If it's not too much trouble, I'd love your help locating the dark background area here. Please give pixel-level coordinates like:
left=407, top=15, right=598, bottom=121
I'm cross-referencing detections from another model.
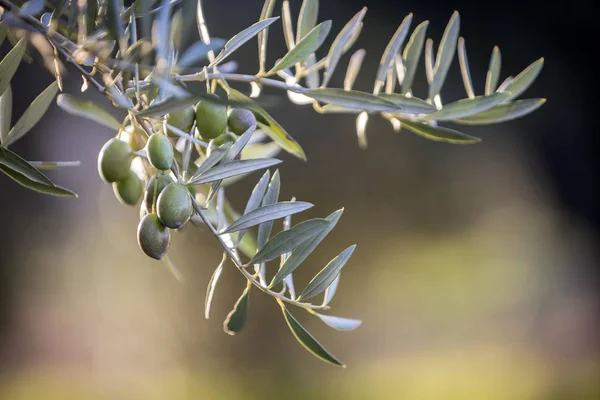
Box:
left=1, top=0, right=598, bottom=398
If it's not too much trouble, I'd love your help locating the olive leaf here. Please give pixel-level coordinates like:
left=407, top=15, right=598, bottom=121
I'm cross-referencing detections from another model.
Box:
left=400, top=120, right=481, bottom=144
left=228, top=88, right=306, bottom=161
left=0, top=86, right=12, bottom=145
left=281, top=0, right=296, bottom=51
left=106, top=0, right=126, bottom=52
left=423, top=92, right=510, bottom=121
left=268, top=21, right=332, bottom=75
left=136, top=92, right=218, bottom=117
left=0, top=164, right=77, bottom=197
left=500, top=58, right=544, bottom=101
left=56, top=94, right=121, bottom=130
left=221, top=201, right=313, bottom=234
left=188, top=143, right=232, bottom=183
left=3, top=82, right=59, bottom=147
left=210, top=17, right=279, bottom=67
left=223, top=285, right=250, bottom=335
left=457, top=37, right=475, bottom=99
left=429, top=11, right=460, bottom=99
left=402, top=20, right=429, bottom=94
left=322, top=7, right=367, bottom=87
left=374, top=13, right=412, bottom=93
left=279, top=302, right=344, bottom=367
left=313, top=313, right=362, bottom=331
left=258, top=0, right=277, bottom=73
left=192, top=158, right=281, bottom=185
left=344, top=49, right=366, bottom=91
left=177, top=39, right=226, bottom=69
left=485, top=46, right=501, bottom=95
left=235, top=170, right=271, bottom=244
left=257, top=170, right=281, bottom=249
left=0, top=38, right=27, bottom=96
left=453, top=98, right=546, bottom=125
left=251, top=218, right=330, bottom=267
left=298, top=245, right=356, bottom=301
left=274, top=208, right=344, bottom=288
left=304, top=88, right=401, bottom=113
left=205, top=252, right=227, bottom=319
left=241, top=142, right=281, bottom=160
left=378, top=93, right=436, bottom=114
left=322, top=273, right=341, bottom=306
left=297, top=0, right=319, bottom=42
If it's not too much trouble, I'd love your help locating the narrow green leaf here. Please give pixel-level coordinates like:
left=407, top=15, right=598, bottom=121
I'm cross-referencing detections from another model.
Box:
left=210, top=17, right=279, bottom=67
left=177, top=39, right=226, bottom=68
left=205, top=252, right=227, bottom=319
left=56, top=94, right=121, bottom=130
left=429, top=11, right=460, bottom=98
left=0, top=146, right=53, bottom=185
left=228, top=88, right=306, bottom=161
left=305, top=53, right=320, bottom=89
left=276, top=209, right=343, bottom=288
left=322, top=273, right=340, bottom=306
left=322, top=7, right=367, bottom=87
left=378, top=93, right=437, bottom=114
left=281, top=0, right=296, bottom=51
left=241, top=142, right=281, bottom=160
left=106, top=0, right=126, bottom=51
left=188, top=143, right=232, bottom=182
left=453, top=98, right=546, bottom=125
left=279, top=302, right=344, bottom=367
left=0, top=164, right=77, bottom=197
left=236, top=170, right=271, bottom=244
left=252, top=219, right=329, bottom=266
left=223, top=286, right=250, bottom=335
left=400, top=120, right=481, bottom=144
left=401, top=20, right=429, bottom=94
left=485, top=46, right=501, bottom=95
left=0, top=85, right=12, bottom=145
left=0, top=38, right=27, bottom=96
left=457, top=37, right=475, bottom=99
left=375, top=13, right=413, bottom=92
left=423, top=92, right=511, bottom=121
left=258, top=0, right=277, bottom=73
left=297, top=0, right=319, bottom=42
left=298, top=245, right=356, bottom=301
left=313, top=313, right=362, bottom=331
left=269, top=21, right=332, bottom=75
left=4, top=82, right=59, bottom=147
left=136, top=92, right=220, bottom=117
left=191, top=158, right=281, bottom=185
left=257, top=170, right=280, bottom=249
left=304, top=88, right=401, bottom=112
left=424, top=38, right=434, bottom=84
left=221, top=201, right=313, bottom=234
left=344, top=49, right=366, bottom=91
left=501, top=58, right=544, bottom=101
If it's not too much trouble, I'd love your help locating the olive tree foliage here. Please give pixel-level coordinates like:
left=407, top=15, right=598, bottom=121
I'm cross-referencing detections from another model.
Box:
left=0, top=0, right=544, bottom=366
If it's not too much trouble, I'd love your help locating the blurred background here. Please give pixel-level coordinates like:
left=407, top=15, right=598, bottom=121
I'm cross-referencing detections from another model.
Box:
left=1, top=0, right=598, bottom=398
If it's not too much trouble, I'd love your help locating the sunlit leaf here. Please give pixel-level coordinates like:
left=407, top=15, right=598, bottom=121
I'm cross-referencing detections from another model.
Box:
left=191, top=158, right=281, bottom=185
left=0, top=86, right=12, bottom=145
left=0, top=38, right=27, bottom=96
left=279, top=302, right=344, bottom=367
left=429, top=11, right=460, bottom=98
left=268, top=21, right=332, bottom=75
left=344, top=49, right=366, bottom=91
left=0, top=146, right=53, bottom=185
left=298, top=245, right=356, bottom=300
left=205, top=252, right=227, bottom=319
left=189, top=143, right=232, bottom=183
left=457, top=37, right=475, bottom=99
left=4, top=82, right=59, bottom=147
left=257, top=170, right=280, bottom=249
left=223, top=285, right=250, bottom=335
left=378, top=93, right=437, bottom=114
left=222, top=201, right=313, bottom=234
left=106, top=0, right=126, bottom=51
left=400, top=119, right=480, bottom=144
left=258, top=0, right=277, bottom=73
left=500, top=58, right=544, bottom=101
left=304, top=88, right=401, bottom=112
left=297, top=0, right=319, bottom=42
left=374, top=13, right=412, bottom=92
left=453, top=98, right=546, bottom=125
left=313, top=313, right=362, bottom=331
left=485, top=46, right=501, bottom=95
left=177, top=39, right=226, bottom=68
left=401, top=20, right=428, bottom=94
left=322, top=273, right=340, bottom=306
left=236, top=170, right=271, bottom=244
left=56, top=94, right=121, bottom=130
left=210, top=17, right=279, bottom=67
left=423, top=92, right=510, bottom=121
left=0, top=164, right=77, bottom=197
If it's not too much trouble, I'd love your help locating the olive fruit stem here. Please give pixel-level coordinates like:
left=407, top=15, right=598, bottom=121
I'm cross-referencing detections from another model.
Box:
left=190, top=195, right=330, bottom=311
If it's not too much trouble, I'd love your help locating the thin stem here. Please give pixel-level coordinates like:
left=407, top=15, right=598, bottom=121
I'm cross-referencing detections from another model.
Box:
left=190, top=196, right=329, bottom=311
left=177, top=72, right=306, bottom=93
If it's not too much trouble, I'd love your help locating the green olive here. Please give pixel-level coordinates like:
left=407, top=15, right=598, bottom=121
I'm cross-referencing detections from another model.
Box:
left=147, top=134, right=174, bottom=170
left=157, top=182, right=193, bottom=229
left=144, top=174, right=175, bottom=212
left=98, top=138, right=133, bottom=183
left=211, top=133, right=235, bottom=147
left=113, top=171, right=143, bottom=206
left=166, top=106, right=195, bottom=137
left=228, top=108, right=256, bottom=135
left=137, top=213, right=170, bottom=260
left=195, top=96, right=227, bottom=140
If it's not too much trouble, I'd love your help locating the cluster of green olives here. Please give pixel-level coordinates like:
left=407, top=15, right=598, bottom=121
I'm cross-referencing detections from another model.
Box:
left=97, top=97, right=257, bottom=261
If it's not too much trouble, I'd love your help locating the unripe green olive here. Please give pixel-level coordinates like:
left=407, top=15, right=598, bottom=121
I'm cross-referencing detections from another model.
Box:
left=147, top=134, right=174, bottom=170
left=144, top=174, right=175, bottom=212
left=228, top=108, right=256, bottom=135
left=98, top=138, right=133, bottom=183
left=195, top=96, right=227, bottom=140
left=157, top=183, right=193, bottom=229
left=113, top=171, right=143, bottom=206
left=137, top=213, right=170, bottom=260
left=166, top=107, right=195, bottom=137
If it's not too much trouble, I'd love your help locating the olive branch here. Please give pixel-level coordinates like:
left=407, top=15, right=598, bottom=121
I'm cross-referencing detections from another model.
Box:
left=0, top=0, right=545, bottom=366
